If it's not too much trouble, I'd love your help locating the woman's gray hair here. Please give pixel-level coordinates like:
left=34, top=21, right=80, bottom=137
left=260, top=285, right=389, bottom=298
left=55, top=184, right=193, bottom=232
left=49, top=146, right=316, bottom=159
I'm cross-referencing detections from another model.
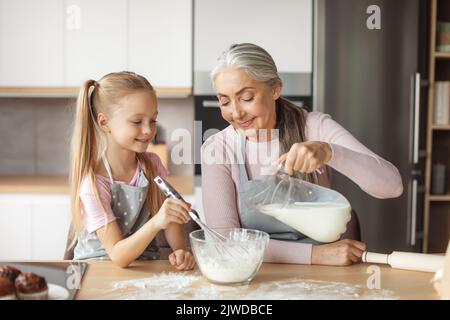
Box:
left=210, top=43, right=317, bottom=184
left=211, top=43, right=282, bottom=88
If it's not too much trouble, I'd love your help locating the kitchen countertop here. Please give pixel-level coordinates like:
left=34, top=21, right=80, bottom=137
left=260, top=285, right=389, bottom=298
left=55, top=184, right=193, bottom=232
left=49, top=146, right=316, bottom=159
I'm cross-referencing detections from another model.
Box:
left=67, top=260, right=438, bottom=300
left=0, top=175, right=194, bottom=195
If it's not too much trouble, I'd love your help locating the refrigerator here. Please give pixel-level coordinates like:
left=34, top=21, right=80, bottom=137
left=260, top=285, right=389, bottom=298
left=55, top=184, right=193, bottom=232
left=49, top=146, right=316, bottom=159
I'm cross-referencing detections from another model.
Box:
left=314, top=0, right=428, bottom=252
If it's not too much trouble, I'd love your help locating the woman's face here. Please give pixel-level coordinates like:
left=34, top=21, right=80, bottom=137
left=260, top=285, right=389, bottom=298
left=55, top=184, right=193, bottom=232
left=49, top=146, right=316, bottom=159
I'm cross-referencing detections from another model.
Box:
left=213, top=67, right=281, bottom=140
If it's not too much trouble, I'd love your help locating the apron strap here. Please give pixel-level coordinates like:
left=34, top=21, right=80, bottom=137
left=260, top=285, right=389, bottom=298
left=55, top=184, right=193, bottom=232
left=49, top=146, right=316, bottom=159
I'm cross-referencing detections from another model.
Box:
left=136, top=158, right=143, bottom=182
left=102, top=153, right=144, bottom=184
left=101, top=154, right=115, bottom=184
left=237, top=131, right=250, bottom=182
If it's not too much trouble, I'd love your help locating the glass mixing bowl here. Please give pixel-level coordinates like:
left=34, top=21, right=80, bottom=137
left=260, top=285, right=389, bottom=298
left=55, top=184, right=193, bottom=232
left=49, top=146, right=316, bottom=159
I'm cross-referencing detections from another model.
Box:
left=189, top=228, right=269, bottom=285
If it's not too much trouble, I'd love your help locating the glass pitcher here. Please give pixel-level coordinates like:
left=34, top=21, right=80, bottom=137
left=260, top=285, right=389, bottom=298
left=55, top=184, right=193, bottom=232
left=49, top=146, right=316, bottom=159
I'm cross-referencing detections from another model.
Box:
left=246, top=166, right=352, bottom=243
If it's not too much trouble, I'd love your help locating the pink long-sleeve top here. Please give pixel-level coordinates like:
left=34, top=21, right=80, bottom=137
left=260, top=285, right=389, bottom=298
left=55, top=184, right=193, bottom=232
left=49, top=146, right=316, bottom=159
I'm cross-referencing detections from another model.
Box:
left=201, top=111, right=403, bottom=265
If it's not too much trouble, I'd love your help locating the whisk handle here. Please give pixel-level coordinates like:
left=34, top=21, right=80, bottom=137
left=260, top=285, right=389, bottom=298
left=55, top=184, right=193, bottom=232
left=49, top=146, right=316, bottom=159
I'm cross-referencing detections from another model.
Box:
left=154, top=175, right=203, bottom=219
left=154, top=176, right=221, bottom=237
left=154, top=176, right=185, bottom=201
left=188, top=211, right=202, bottom=226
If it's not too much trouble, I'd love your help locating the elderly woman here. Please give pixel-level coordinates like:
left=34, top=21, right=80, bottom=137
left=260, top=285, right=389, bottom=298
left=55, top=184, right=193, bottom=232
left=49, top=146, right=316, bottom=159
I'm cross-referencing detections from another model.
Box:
left=201, top=43, right=403, bottom=266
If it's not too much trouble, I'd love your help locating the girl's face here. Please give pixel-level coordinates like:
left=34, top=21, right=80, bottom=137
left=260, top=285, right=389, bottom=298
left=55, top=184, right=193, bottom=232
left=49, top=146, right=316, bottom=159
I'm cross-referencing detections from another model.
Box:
left=100, top=90, right=158, bottom=153
left=214, top=67, right=281, bottom=140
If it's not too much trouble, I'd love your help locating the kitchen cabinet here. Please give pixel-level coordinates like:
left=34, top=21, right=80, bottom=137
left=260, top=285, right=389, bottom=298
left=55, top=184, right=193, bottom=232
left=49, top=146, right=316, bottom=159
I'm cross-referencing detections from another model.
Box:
left=0, top=194, right=71, bottom=260
left=31, top=195, right=71, bottom=259
left=194, top=0, right=312, bottom=72
left=0, top=0, right=64, bottom=87
left=194, top=0, right=312, bottom=95
left=128, top=0, right=192, bottom=88
left=65, top=0, right=128, bottom=86
left=0, top=0, right=192, bottom=94
left=0, top=196, right=33, bottom=259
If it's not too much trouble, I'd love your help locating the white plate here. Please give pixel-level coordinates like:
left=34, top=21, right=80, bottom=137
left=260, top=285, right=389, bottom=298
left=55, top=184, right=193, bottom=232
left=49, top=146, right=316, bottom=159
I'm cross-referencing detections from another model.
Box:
left=48, top=283, right=70, bottom=300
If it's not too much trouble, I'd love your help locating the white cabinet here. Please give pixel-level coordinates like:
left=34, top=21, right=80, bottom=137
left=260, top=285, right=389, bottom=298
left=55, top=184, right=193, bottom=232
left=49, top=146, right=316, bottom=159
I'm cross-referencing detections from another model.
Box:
left=194, top=0, right=312, bottom=95
left=0, top=194, right=71, bottom=260
left=0, top=0, right=64, bottom=86
left=0, top=0, right=192, bottom=90
left=128, top=0, right=192, bottom=88
left=194, top=0, right=312, bottom=73
left=31, top=196, right=71, bottom=259
left=0, top=196, right=33, bottom=259
left=65, top=0, right=128, bottom=86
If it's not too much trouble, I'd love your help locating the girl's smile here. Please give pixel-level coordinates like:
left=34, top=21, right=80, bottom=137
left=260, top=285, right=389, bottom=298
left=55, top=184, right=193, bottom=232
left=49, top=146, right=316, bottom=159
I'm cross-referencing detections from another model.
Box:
left=135, top=137, right=151, bottom=144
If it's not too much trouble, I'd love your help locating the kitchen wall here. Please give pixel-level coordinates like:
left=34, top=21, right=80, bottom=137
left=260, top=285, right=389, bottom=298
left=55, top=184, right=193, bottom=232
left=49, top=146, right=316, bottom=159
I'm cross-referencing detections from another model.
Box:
left=0, top=97, right=194, bottom=176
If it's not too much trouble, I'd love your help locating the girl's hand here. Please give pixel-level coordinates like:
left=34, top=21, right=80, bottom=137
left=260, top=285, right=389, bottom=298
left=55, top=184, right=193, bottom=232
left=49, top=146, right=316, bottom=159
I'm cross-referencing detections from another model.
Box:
left=311, top=239, right=367, bottom=266
left=153, top=198, right=191, bottom=230
left=169, top=249, right=196, bottom=271
left=277, top=141, right=332, bottom=176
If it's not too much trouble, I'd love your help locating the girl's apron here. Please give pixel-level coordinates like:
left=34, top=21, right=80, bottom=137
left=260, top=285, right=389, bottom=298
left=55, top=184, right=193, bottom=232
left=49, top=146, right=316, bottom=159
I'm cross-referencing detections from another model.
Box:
left=237, top=132, right=318, bottom=244
left=74, top=156, right=159, bottom=260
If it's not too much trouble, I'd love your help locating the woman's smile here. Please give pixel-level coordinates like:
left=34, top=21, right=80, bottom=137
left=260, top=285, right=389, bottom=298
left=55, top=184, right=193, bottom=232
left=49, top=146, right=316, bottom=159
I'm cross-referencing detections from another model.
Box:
left=236, top=117, right=256, bottom=129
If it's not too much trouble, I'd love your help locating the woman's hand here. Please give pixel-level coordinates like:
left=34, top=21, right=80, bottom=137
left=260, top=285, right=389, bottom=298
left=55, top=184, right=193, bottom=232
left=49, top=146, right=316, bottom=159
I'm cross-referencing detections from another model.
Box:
left=311, top=239, right=367, bottom=266
left=153, top=198, right=191, bottom=230
left=169, top=249, right=196, bottom=270
left=277, top=141, right=332, bottom=176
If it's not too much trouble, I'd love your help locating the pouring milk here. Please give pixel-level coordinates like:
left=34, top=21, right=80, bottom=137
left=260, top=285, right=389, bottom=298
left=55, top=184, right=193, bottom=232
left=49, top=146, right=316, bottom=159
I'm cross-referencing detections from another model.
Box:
left=256, top=202, right=351, bottom=243
left=249, top=168, right=352, bottom=243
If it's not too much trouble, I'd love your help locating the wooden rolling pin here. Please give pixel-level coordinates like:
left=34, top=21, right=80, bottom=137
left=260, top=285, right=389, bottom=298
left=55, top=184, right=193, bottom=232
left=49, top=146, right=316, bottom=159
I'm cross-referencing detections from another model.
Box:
left=362, top=251, right=445, bottom=273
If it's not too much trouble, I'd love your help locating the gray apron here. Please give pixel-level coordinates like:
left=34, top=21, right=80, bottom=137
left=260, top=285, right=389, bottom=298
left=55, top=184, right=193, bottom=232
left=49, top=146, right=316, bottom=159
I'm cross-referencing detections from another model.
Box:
left=73, top=156, right=160, bottom=260
left=237, top=132, right=318, bottom=244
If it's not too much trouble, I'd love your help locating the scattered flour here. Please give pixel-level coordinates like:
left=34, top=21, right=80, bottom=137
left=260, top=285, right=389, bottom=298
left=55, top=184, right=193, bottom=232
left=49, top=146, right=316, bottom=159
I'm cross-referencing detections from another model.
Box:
left=103, top=272, right=398, bottom=300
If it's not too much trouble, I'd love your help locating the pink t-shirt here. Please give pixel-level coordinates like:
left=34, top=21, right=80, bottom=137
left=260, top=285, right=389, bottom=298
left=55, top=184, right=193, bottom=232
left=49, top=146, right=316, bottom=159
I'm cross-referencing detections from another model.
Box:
left=80, top=152, right=169, bottom=233
left=201, top=111, right=404, bottom=265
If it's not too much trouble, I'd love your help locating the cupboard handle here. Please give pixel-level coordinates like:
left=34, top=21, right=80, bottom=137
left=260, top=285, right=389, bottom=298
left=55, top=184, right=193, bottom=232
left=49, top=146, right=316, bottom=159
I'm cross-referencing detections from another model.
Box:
left=413, top=73, right=421, bottom=164
left=202, top=100, right=220, bottom=108
left=409, top=179, right=418, bottom=246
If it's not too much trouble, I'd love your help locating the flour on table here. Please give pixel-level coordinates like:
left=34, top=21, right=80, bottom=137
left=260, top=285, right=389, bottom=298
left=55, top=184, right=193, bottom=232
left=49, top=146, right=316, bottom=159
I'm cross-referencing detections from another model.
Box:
left=103, top=272, right=398, bottom=300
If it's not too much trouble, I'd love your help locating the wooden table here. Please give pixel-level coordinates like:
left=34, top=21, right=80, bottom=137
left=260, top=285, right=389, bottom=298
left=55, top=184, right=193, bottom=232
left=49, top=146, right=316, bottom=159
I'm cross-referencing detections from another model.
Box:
left=75, top=260, right=439, bottom=300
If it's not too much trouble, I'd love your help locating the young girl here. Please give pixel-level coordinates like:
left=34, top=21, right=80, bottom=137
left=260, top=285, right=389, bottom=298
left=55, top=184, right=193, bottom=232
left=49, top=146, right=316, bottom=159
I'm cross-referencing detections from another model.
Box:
left=68, top=71, right=195, bottom=270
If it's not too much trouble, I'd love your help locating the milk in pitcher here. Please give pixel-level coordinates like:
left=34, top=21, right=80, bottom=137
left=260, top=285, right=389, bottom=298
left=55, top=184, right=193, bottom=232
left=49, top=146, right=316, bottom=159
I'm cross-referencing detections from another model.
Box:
left=256, top=202, right=351, bottom=243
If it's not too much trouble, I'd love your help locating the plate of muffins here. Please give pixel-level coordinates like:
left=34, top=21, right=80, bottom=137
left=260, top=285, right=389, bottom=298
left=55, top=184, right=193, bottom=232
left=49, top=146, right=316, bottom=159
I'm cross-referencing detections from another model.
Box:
left=0, top=265, right=69, bottom=300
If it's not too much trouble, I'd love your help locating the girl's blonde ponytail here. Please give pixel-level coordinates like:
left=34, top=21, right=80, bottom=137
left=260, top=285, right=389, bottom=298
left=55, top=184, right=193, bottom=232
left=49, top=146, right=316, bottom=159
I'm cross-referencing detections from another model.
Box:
left=68, top=79, right=100, bottom=250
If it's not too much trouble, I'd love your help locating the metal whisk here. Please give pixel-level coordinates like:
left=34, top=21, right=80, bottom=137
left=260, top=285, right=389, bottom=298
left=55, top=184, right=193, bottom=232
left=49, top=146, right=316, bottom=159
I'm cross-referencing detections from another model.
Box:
left=153, top=176, right=249, bottom=258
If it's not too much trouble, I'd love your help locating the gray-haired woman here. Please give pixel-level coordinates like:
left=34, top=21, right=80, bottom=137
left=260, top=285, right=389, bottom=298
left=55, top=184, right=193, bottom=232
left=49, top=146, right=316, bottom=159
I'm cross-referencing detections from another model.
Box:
left=201, top=43, right=403, bottom=266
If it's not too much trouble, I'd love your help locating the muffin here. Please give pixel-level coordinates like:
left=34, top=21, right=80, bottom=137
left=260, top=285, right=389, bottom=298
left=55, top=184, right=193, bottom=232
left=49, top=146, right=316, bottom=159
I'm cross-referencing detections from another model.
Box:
left=0, top=265, right=22, bottom=282
left=15, top=273, right=48, bottom=300
left=0, top=277, right=16, bottom=300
